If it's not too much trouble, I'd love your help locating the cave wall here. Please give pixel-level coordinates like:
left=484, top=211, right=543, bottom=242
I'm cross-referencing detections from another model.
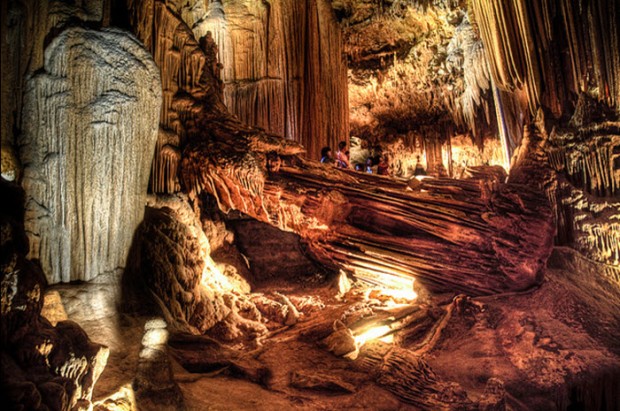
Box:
left=471, top=0, right=620, bottom=269
left=339, top=1, right=507, bottom=178
left=545, top=100, right=619, bottom=267
left=1, top=0, right=112, bottom=181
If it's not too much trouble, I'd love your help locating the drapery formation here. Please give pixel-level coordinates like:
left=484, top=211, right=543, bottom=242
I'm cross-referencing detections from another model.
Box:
left=20, top=27, right=161, bottom=283
left=472, top=0, right=620, bottom=115
left=139, top=0, right=349, bottom=194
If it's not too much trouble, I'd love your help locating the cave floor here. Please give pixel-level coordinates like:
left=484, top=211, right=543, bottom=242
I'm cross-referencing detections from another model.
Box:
left=43, top=248, right=620, bottom=411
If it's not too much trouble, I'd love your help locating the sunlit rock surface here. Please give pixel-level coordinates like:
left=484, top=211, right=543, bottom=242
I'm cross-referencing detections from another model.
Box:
left=20, top=27, right=161, bottom=283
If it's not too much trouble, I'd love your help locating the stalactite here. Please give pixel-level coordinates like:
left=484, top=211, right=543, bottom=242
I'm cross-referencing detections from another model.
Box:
left=550, top=183, right=620, bottom=268
left=149, top=128, right=181, bottom=194
left=448, top=14, right=493, bottom=141
left=544, top=112, right=620, bottom=267
left=471, top=0, right=620, bottom=115
left=346, top=6, right=500, bottom=153
left=547, top=131, right=620, bottom=198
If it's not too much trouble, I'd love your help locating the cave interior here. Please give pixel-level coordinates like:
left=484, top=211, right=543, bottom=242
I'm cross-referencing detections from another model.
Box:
left=1, top=0, right=619, bottom=410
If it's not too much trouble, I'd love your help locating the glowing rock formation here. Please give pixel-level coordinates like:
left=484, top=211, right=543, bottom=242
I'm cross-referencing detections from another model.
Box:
left=123, top=197, right=233, bottom=335
left=20, top=27, right=161, bottom=283
left=184, top=137, right=555, bottom=295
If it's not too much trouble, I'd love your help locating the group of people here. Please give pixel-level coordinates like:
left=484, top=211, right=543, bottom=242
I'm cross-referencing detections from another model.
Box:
left=320, top=141, right=390, bottom=175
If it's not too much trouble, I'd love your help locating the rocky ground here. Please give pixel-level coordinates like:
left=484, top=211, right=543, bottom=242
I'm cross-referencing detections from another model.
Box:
left=44, top=247, right=620, bottom=411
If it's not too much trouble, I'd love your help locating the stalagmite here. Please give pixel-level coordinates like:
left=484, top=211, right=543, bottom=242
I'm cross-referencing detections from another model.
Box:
left=20, top=27, right=161, bottom=283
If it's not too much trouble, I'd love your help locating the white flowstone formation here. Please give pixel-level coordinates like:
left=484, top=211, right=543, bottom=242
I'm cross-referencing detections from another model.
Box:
left=20, top=27, right=161, bottom=283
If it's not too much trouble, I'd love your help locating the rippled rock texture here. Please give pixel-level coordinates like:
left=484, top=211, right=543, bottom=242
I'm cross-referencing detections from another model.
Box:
left=20, top=27, right=161, bottom=283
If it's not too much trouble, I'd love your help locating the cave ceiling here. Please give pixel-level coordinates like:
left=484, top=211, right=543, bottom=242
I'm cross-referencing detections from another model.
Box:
left=336, top=0, right=495, bottom=143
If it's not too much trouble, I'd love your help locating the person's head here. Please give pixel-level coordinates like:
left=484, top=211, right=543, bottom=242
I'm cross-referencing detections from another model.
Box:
left=321, top=146, right=332, bottom=158
left=338, top=141, right=347, bottom=151
left=366, top=158, right=373, bottom=166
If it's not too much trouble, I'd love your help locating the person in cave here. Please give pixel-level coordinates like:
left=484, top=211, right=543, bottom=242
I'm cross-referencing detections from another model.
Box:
left=371, top=144, right=383, bottom=165
left=413, top=155, right=426, bottom=176
left=365, top=158, right=374, bottom=174
left=320, top=146, right=334, bottom=164
left=336, top=141, right=350, bottom=168
left=266, top=151, right=282, bottom=173
left=377, top=155, right=389, bottom=175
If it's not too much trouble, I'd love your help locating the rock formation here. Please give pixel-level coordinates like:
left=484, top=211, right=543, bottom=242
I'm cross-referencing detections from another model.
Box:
left=1, top=0, right=111, bottom=183
left=164, top=0, right=349, bottom=162
left=472, top=0, right=620, bottom=116
left=544, top=96, right=620, bottom=267
left=1, top=179, right=108, bottom=411
left=183, top=132, right=555, bottom=296
left=20, top=26, right=161, bottom=283
left=123, top=196, right=234, bottom=335
left=345, top=3, right=492, bottom=135
left=123, top=0, right=556, bottom=297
